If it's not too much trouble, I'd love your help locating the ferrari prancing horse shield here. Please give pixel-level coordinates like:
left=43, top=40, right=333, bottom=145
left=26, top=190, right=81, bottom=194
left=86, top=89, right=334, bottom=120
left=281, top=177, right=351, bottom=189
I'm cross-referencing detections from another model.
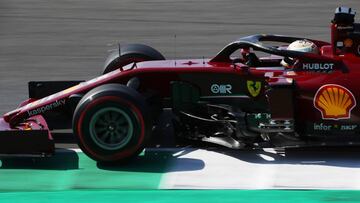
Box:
left=247, top=80, right=262, bottom=97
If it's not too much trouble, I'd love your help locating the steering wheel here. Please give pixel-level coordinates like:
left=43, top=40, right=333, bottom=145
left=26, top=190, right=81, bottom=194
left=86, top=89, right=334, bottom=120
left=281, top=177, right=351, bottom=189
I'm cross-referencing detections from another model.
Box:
left=240, top=48, right=260, bottom=67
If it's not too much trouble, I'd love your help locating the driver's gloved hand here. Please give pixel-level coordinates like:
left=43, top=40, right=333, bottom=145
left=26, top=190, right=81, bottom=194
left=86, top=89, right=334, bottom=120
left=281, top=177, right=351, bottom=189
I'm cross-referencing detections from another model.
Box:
left=245, top=53, right=260, bottom=67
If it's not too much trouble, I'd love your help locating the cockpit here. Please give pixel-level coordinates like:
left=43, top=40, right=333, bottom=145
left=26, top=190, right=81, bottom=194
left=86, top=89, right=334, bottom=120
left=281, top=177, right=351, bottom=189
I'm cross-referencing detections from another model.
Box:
left=209, top=6, right=359, bottom=73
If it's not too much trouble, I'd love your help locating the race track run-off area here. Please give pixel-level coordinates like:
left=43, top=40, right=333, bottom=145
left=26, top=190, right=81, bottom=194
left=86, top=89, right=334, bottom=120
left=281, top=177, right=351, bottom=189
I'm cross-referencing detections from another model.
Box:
left=1, top=148, right=360, bottom=202
left=2, top=0, right=360, bottom=202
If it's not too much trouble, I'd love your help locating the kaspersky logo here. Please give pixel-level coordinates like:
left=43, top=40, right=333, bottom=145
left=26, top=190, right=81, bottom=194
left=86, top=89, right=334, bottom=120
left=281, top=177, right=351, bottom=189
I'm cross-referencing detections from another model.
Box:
left=314, top=84, right=356, bottom=120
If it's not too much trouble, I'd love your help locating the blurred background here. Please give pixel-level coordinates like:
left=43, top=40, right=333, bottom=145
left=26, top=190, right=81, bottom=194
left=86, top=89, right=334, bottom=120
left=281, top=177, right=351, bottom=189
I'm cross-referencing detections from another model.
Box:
left=0, top=0, right=359, bottom=114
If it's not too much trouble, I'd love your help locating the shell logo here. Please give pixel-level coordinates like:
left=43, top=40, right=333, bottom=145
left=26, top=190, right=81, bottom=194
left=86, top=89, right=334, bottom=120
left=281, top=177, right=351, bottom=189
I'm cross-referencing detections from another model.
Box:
left=314, top=84, right=356, bottom=120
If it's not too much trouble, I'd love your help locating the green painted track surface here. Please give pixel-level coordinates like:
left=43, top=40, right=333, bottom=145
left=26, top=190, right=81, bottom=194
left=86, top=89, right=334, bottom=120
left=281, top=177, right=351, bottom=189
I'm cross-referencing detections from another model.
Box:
left=0, top=150, right=172, bottom=191
left=1, top=150, right=360, bottom=202
left=1, top=190, right=360, bottom=203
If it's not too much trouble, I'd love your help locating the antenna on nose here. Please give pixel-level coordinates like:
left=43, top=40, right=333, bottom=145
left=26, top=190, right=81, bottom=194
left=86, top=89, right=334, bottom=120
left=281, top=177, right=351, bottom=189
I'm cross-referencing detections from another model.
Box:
left=174, top=34, right=177, bottom=66
left=118, top=43, right=121, bottom=56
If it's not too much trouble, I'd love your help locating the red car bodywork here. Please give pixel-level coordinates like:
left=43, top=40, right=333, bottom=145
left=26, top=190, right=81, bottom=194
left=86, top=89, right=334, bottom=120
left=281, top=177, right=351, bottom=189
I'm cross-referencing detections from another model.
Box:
left=1, top=7, right=360, bottom=157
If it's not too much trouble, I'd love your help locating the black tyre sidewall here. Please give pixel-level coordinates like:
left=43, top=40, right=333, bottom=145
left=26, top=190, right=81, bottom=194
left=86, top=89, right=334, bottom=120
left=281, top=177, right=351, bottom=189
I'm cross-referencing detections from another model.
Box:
left=73, top=84, right=151, bottom=162
left=103, top=44, right=165, bottom=74
left=104, top=54, right=153, bottom=74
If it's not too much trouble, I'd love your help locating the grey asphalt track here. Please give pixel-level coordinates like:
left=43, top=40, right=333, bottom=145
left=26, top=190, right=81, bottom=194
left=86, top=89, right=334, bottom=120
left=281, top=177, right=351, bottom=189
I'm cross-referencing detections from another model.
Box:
left=1, top=0, right=359, bottom=114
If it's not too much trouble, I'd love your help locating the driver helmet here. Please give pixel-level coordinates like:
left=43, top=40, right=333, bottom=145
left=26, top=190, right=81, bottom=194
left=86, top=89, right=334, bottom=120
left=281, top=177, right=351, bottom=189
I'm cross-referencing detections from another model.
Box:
left=281, top=39, right=319, bottom=67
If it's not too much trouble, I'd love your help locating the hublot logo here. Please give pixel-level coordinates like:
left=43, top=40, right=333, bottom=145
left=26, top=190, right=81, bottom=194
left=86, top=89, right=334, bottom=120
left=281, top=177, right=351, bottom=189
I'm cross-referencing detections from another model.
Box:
left=302, top=63, right=334, bottom=71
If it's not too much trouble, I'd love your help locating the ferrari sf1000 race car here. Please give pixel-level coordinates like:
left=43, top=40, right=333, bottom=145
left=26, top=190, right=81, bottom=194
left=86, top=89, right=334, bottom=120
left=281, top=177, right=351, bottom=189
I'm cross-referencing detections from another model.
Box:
left=0, top=7, right=360, bottom=163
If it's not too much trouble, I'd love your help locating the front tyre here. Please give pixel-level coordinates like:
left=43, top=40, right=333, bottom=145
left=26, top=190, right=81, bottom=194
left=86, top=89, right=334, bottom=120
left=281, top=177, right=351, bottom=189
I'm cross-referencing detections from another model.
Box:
left=103, top=44, right=165, bottom=74
left=73, top=84, right=152, bottom=163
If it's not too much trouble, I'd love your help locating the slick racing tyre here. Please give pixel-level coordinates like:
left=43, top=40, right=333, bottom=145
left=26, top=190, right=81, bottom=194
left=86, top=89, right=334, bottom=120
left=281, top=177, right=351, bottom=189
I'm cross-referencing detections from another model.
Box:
left=73, top=83, right=152, bottom=163
left=103, top=44, right=165, bottom=74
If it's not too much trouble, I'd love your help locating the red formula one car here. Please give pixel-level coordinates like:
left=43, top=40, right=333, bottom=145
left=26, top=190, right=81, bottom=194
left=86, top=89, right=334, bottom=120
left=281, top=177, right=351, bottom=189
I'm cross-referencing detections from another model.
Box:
left=1, top=7, right=360, bottom=162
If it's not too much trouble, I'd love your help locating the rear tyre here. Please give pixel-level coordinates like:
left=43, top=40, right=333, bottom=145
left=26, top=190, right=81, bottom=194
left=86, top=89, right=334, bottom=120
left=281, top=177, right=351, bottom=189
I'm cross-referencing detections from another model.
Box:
left=73, top=84, right=152, bottom=163
left=103, top=44, right=165, bottom=74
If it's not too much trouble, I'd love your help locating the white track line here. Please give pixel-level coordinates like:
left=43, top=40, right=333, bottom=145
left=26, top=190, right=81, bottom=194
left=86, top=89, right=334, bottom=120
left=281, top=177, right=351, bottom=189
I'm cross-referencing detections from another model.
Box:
left=56, top=147, right=360, bottom=189
left=159, top=148, right=360, bottom=190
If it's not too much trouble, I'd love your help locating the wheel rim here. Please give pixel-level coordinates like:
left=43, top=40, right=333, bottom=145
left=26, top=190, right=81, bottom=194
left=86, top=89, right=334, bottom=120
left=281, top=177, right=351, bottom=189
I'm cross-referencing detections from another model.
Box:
left=89, top=107, right=134, bottom=150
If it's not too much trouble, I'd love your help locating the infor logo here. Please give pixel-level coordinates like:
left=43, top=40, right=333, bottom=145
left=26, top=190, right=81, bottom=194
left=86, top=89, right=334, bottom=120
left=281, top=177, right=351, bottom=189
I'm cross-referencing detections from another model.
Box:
left=211, top=84, right=232, bottom=94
